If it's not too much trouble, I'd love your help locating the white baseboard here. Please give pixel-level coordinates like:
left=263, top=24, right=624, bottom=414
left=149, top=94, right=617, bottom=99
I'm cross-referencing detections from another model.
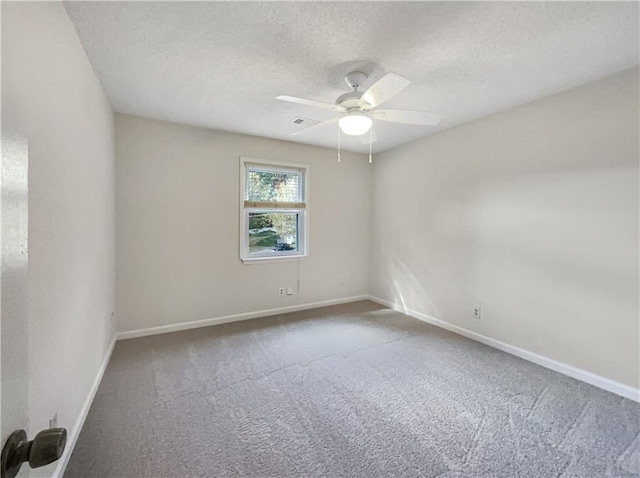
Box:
left=368, top=295, right=640, bottom=403
left=52, top=335, right=117, bottom=478
left=117, top=295, right=370, bottom=340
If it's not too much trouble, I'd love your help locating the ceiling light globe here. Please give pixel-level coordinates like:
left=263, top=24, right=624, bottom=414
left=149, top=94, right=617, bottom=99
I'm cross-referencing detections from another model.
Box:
left=338, top=115, right=373, bottom=136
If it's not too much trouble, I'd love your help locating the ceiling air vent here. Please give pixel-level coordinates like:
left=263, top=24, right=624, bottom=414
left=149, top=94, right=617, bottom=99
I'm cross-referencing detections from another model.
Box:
left=290, top=117, right=319, bottom=127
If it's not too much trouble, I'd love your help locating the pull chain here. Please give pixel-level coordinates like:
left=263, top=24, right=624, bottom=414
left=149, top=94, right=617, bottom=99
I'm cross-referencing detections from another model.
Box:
left=369, top=127, right=373, bottom=164
left=337, top=126, right=341, bottom=163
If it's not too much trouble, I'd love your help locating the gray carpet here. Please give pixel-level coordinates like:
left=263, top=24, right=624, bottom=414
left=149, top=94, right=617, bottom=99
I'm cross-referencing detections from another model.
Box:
left=65, top=301, right=639, bottom=478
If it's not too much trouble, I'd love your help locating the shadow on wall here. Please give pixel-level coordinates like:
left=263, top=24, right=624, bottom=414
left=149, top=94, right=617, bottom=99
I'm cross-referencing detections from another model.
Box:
left=377, top=187, right=475, bottom=322
left=375, top=162, right=639, bottom=384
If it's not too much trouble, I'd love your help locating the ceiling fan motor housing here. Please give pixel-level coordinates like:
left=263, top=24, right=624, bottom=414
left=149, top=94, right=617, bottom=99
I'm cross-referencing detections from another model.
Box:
left=336, top=91, right=366, bottom=111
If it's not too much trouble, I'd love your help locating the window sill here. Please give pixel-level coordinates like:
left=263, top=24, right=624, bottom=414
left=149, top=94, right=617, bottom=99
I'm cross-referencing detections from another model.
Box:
left=241, top=254, right=307, bottom=265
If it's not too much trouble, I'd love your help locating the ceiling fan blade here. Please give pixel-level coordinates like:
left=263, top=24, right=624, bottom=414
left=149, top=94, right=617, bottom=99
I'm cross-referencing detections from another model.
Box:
left=359, top=73, right=410, bottom=109
left=276, top=95, right=344, bottom=111
left=291, top=117, right=340, bottom=136
left=358, top=128, right=377, bottom=144
left=372, top=109, right=442, bottom=126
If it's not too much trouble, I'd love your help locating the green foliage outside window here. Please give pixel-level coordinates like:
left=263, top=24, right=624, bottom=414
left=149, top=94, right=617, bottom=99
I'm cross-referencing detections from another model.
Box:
left=247, top=169, right=300, bottom=238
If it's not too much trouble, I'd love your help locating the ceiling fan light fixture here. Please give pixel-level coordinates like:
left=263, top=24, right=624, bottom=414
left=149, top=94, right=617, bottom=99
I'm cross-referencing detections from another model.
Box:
left=338, top=114, right=372, bottom=136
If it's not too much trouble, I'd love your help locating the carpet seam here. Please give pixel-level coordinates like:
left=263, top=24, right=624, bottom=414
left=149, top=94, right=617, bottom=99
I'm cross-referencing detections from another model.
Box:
left=205, top=331, right=421, bottom=397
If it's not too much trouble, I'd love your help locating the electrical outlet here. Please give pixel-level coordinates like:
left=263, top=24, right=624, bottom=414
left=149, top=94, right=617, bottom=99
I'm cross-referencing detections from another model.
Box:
left=49, top=413, right=58, bottom=428
left=286, top=286, right=293, bottom=296
left=473, top=307, right=481, bottom=319
left=278, top=287, right=285, bottom=296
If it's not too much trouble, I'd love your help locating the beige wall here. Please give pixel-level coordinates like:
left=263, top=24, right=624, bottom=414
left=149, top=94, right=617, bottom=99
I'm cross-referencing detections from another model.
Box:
left=370, top=67, right=639, bottom=388
left=2, top=2, right=116, bottom=476
left=115, top=114, right=370, bottom=333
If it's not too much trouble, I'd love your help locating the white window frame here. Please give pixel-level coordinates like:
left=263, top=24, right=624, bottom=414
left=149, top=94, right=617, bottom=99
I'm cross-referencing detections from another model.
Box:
left=240, top=157, right=309, bottom=264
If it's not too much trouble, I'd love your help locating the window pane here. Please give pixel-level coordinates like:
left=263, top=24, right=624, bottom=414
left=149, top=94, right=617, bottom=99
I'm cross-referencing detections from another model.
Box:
left=248, top=212, right=298, bottom=254
left=247, top=168, right=301, bottom=202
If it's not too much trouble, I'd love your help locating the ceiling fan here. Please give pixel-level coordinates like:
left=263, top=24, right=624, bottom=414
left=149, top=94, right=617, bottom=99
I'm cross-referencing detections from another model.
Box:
left=276, top=71, right=442, bottom=143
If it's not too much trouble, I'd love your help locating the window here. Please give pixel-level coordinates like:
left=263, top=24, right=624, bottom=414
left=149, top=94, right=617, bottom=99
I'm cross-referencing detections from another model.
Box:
left=240, top=157, right=308, bottom=262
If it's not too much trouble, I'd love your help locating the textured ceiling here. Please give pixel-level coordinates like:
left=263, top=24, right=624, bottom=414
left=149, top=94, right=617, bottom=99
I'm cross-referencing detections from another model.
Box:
left=64, top=2, right=639, bottom=154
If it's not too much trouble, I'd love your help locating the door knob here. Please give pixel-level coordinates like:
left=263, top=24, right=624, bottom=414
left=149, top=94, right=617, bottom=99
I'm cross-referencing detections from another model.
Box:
left=1, top=428, right=67, bottom=478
